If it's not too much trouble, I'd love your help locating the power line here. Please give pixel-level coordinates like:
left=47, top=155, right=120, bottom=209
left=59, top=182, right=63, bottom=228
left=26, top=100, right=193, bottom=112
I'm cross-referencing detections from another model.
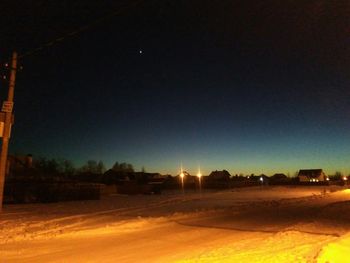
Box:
left=17, top=0, right=146, bottom=59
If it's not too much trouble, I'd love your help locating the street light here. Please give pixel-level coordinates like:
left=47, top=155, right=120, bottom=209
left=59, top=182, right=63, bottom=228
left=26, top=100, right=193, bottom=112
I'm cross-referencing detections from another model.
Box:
left=197, top=168, right=202, bottom=194
left=179, top=166, right=185, bottom=194
left=260, top=176, right=264, bottom=187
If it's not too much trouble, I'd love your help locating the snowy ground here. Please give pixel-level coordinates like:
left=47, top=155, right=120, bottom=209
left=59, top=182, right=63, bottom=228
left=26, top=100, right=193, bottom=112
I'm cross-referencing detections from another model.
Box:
left=1, top=186, right=350, bottom=262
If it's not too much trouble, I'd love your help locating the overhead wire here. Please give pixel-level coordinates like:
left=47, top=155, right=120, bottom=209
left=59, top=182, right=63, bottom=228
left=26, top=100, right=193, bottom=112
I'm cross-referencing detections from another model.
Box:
left=15, top=0, right=146, bottom=59
left=0, top=0, right=147, bottom=81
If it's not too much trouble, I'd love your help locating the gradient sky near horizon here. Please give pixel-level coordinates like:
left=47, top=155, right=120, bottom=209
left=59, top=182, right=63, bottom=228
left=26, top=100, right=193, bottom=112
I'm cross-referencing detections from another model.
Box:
left=1, top=1, right=349, bottom=176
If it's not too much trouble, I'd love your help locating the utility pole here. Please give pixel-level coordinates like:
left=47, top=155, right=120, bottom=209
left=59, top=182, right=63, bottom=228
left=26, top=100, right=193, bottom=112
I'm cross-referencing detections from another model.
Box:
left=0, top=51, right=17, bottom=212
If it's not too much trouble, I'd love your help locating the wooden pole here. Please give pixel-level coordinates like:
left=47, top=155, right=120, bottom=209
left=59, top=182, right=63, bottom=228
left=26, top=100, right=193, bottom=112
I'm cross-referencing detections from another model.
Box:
left=0, top=51, right=17, bottom=212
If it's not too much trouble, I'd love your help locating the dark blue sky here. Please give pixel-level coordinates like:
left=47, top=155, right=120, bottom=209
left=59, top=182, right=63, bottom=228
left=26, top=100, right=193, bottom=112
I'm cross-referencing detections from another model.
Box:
left=1, top=1, right=349, bottom=175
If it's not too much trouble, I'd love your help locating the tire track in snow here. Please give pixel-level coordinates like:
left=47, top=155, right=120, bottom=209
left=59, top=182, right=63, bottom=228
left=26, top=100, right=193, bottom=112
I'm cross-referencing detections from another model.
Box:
left=0, top=195, right=200, bottom=244
left=171, top=217, right=341, bottom=237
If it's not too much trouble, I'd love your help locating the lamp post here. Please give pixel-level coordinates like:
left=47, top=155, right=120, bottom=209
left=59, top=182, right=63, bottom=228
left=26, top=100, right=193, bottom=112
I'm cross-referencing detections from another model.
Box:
left=179, top=164, right=185, bottom=194
left=260, top=176, right=264, bottom=187
left=197, top=168, right=202, bottom=195
left=180, top=170, right=185, bottom=194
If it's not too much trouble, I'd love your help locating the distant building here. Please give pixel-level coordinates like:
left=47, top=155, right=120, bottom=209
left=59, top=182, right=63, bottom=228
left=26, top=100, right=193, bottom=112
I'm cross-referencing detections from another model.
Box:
left=270, top=173, right=287, bottom=181
left=298, top=169, right=327, bottom=182
left=259, top=174, right=269, bottom=182
left=271, top=173, right=287, bottom=180
left=102, top=170, right=164, bottom=184
left=269, top=173, right=289, bottom=184
left=208, top=170, right=231, bottom=180
left=7, top=154, right=33, bottom=175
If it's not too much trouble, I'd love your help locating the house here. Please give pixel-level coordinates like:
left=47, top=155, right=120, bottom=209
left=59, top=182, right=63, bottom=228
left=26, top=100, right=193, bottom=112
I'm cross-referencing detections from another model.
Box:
left=6, top=154, right=33, bottom=175
left=270, top=173, right=288, bottom=181
left=208, top=170, right=231, bottom=180
left=271, top=173, right=287, bottom=180
left=298, top=169, right=327, bottom=182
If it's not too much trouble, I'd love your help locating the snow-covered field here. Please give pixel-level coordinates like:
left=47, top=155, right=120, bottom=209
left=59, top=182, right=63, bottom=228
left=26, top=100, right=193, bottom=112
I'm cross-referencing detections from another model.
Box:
left=1, top=186, right=350, bottom=262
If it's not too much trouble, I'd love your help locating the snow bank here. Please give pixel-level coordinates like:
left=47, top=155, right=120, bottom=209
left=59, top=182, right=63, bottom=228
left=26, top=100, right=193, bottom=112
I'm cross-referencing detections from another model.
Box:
left=1, top=186, right=349, bottom=262
left=317, top=233, right=350, bottom=263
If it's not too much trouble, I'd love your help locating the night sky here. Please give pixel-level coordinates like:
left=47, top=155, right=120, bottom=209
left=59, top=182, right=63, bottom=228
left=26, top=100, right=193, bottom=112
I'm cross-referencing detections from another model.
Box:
left=1, top=1, right=349, bottom=175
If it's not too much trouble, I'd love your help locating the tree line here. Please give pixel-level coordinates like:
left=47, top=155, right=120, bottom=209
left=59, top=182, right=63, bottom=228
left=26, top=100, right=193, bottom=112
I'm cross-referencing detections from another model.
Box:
left=34, top=158, right=135, bottom=173
left=19, top=157, right=136, bottom=181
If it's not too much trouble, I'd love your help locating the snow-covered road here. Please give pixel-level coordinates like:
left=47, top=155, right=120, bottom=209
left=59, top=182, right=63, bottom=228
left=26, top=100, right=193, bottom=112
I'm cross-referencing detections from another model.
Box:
left=1, top=186, right=350, bottom=262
